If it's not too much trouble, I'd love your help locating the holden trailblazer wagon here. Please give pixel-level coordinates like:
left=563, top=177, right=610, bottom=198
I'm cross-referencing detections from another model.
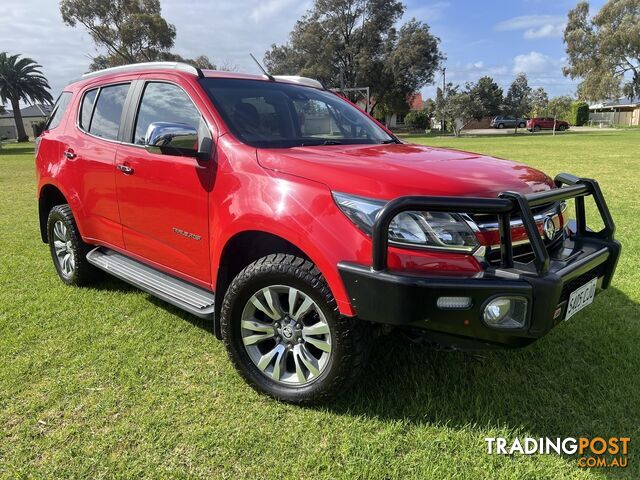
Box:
left=36, top=62, right=620, bottom=404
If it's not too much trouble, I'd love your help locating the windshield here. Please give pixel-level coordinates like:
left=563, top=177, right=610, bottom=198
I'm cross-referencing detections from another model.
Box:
left=199, top=78, right=396, bottom=148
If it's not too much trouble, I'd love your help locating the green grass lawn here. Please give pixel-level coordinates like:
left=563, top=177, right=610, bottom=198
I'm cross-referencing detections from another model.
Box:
left=1, top=130, right=639, bottom=479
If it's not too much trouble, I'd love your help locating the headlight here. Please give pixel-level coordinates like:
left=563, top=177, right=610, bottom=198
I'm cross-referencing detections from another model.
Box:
left=333, top=192, right=480, bottom=252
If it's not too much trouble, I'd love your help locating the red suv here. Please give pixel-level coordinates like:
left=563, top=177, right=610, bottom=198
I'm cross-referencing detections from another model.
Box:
left=36, top=62, right=620, bottom=404
left=527, top=117, right=570, bottom=132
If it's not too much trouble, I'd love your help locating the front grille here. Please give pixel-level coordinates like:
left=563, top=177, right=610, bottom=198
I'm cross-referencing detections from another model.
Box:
left=471, top=201, right=559, bottom=228
left=559, top=262, right=608, bottom=303
left=485, top=233, right=564, bottom=266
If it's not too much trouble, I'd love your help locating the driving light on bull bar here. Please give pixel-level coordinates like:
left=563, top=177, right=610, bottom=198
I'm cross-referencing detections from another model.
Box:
left=437, top=296, right=472, bottom=309
left=483, top=296, right=528, bottom=328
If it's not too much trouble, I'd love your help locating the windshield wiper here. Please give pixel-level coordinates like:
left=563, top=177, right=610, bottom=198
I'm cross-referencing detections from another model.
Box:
left=380, top=139, right=398, bottom=144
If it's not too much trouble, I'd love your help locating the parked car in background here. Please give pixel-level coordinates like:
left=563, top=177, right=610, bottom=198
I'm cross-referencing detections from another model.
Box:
left=490, top=115, right=527, bottom=129
left=527, top=117, right=570, bottom=132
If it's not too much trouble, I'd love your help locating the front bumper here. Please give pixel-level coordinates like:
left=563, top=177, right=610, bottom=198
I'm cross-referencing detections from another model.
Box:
left=338, top=173, right=621, bottom=349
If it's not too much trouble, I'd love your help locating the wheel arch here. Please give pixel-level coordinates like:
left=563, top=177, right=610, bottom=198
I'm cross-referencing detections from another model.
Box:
left=213, top=230, right=312, bottom=338
left=38, top=184, right=69, bottom=243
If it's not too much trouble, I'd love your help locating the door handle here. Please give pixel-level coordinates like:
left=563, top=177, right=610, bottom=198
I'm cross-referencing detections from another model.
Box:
left=116, top=164, right=134, bottom=175
left=63, top=149, right=76, bottom=159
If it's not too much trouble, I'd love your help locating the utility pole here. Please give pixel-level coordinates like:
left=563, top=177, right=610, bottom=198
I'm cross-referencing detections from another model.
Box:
left=441, top=67, right=446, bottom=132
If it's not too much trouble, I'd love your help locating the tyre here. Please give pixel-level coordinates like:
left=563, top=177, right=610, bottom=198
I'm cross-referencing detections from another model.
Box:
left=221, top=254, right=369, bottom=404
left=557, top=125, right=566, bottom=131
left=497, top=123, right=504, bottom=129
left=533, top=125, right=541, bottom=132
left=518, top=122, right=526, bottom=128
left=47, top=204, right=101, bottom=286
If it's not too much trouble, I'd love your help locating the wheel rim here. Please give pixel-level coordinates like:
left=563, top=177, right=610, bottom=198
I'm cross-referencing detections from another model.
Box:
left=52, top=220, right=75, bottom=277
left=240, top=285, right=332, bottom=386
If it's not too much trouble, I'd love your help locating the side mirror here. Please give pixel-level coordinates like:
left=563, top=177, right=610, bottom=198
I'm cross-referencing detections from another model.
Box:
left=145, top=122, right=207, bottom=158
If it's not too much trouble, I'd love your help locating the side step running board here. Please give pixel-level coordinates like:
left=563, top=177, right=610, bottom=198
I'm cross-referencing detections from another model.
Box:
left=86, top=247, right=215, bottom=319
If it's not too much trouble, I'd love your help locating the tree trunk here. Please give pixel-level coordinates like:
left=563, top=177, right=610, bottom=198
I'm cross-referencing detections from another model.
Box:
left=10, top=97, right=29, bottom=142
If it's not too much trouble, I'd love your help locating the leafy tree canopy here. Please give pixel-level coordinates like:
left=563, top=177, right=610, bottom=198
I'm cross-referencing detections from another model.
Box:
left=0, top=52, right=53, bottom=142
left=467, top=76, right=503, bottom=116
left=264, top=0, right=443, bottom=119
left=563, top=0, right=640, bottom=100
left=60, top=0, right=217, bottom=71
left=529, top=87, right=549, bottom=117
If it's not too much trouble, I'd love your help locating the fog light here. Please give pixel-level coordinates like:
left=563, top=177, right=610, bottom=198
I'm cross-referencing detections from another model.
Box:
left=437, top=296, right=472, bottom=309
left=483, top=296, right=528, bottom=328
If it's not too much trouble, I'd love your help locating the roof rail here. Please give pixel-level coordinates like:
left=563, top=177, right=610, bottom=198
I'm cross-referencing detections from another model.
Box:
left=81, top=62, right=204, bottom=80
left=273, top=75, right=324, bottom=89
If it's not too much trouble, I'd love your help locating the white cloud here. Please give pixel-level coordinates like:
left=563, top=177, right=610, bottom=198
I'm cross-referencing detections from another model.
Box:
left=495, top=15, right=565, bottom=39
left=512, top=51, right=557, bottom=75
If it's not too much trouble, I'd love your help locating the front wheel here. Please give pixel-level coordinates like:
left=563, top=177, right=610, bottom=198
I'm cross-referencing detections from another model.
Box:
left=557, top=125, right=566, bottom=131
left=533, top=125, right=541, bottom=132
left=497, top=123, right=505, bottom=129
left=221, top=254, right=369, bottom=404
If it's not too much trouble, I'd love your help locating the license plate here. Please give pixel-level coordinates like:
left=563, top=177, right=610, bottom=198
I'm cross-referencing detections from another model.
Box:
left=564, top=277, right=598, bottom=320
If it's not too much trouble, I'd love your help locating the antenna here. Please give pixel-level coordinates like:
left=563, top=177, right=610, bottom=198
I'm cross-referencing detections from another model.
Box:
left=250, top=53, right=275, bottom=81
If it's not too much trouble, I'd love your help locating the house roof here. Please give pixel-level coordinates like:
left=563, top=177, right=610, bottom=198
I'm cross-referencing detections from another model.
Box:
left=0, top=104, right=52, bottom=119
left=590, top=96, right=640, bottom=109
left=20, top=104, right=53, bottom=117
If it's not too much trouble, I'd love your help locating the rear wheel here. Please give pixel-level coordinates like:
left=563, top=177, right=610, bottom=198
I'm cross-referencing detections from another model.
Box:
left=47, top=204, right=101, bottom=286
left=497, top=123, right=505, bottom=129
left=518, top=122, right=526, bottom=128
left=221, top=254, right=369, bottom=404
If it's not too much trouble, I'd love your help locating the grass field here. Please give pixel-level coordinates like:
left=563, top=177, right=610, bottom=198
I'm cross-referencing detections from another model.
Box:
left=1, top=130, right=639, bottom=479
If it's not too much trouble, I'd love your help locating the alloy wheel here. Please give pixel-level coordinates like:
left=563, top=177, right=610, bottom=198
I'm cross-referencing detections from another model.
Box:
left=240, top=285, right=332, bottom=386
left=52, top=220, right=75, bottom=277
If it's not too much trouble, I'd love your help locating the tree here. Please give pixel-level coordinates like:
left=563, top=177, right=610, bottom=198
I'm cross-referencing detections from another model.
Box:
left=467, top=76, right=503, bottom=116
left=545, top=96, right=573, bottom=121
left=503, top=73, right=532, bottom=133
left=434, top=83, right=486, bottom=136
left=404, top=110, right=430, bottom=130
left=264, top=0, right=443, bottom=121
left=60, top=0, right=215, bottom=71
left=570, top=101, right=590, bottom=125
left=529, top=87, right=549, bottom=117
left=0, top=53, right=53, bottom=142
left=563, top=0, right=640, bottom=100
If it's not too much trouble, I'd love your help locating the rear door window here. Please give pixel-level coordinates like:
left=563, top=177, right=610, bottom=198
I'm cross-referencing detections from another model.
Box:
left=44, top=92, right=72, bottom=130
left=88, top=83, right=130, bottom=140
left=79, top=88, right=98, bottom=131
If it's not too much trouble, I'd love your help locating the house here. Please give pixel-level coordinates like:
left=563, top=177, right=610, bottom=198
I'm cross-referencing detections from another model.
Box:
left=589, top=97, right=640, bottom=127
left=0, top=103, right=53, bottom=140
left=386, top=93, right=424, bottom=128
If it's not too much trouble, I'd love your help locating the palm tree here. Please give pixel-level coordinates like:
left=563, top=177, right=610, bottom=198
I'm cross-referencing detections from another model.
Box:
left=0, top=53, right=53, bottom=142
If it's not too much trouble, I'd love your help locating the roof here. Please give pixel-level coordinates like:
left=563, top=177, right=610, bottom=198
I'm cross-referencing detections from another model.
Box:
left=409, top=93, right=424, bottom=110
left=73, top=61, right=324, bottom=90
left=590, top=96, right=640, bottom=109
left=0, top=104, right=52, bottom=119
left=20, top=104, right=53, bottom=118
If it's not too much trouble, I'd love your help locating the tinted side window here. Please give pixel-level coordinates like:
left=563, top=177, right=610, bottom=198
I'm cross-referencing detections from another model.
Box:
left=80, top=88, right=98, bottom=131
left=45, top=92, right=72, bottom=130
left=89, top=83, right=130, bottom=140
left=133, top=82, right=201, bottom=145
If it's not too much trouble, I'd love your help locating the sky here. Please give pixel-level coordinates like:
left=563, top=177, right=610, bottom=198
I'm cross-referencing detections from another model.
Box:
left=0, top=0, right=607, bottom=105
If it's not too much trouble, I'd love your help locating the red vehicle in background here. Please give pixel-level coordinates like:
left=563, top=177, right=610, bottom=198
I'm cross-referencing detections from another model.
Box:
left=36, top=62, right=619, bottom=404
left=527, top=117, right=570, bottom=132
